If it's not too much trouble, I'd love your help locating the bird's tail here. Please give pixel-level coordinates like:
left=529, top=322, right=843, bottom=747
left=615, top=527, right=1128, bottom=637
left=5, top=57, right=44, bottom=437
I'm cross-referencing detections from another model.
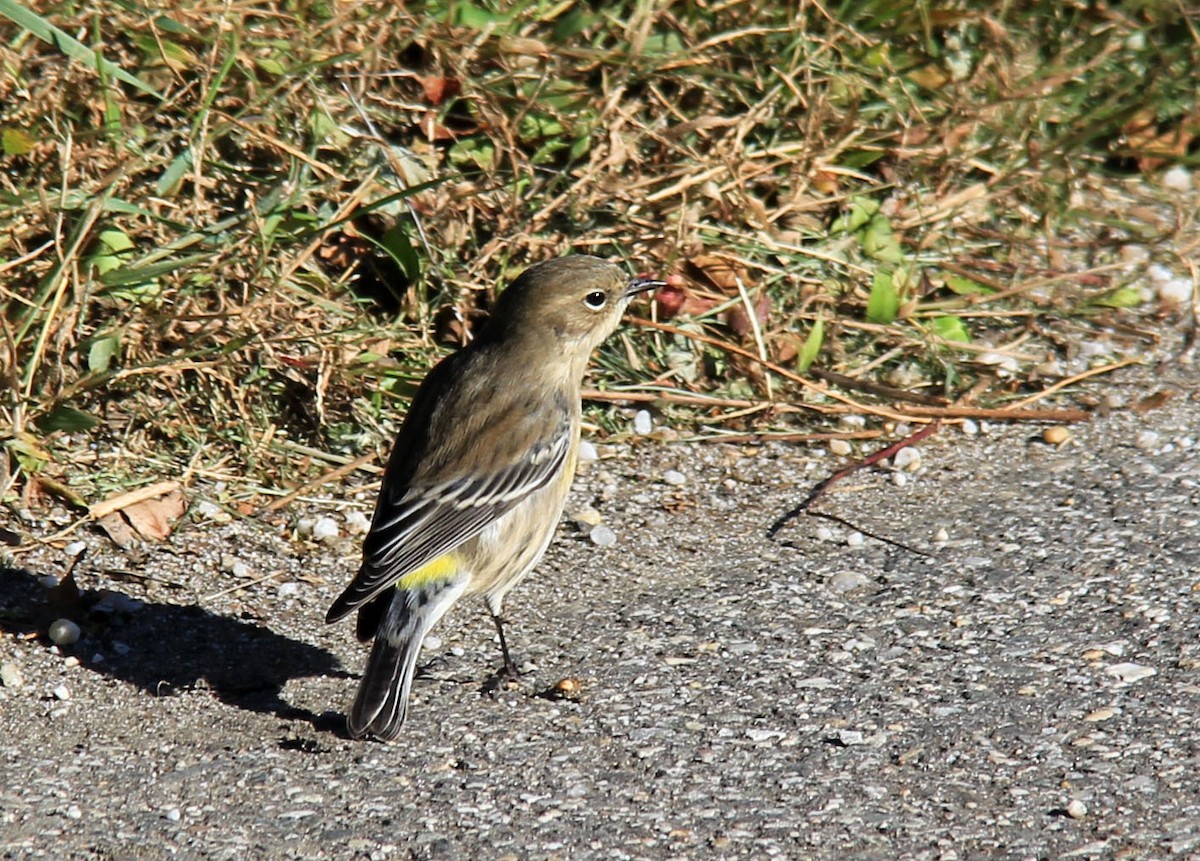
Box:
left=348, top=577, right=468, bottom=741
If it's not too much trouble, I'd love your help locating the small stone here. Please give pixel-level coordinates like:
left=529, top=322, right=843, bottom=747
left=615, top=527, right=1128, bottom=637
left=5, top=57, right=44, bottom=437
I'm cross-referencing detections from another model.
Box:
left=892, top=471, right=908, bottom=488
left=892, top=447, right=921, bottom=471
left=65, top=805, right=82, bottom=820
left=52, top=684, right=71, bottom=700
left=577, top=440, right=599, bottom=463
left=48, top=619, right=81, bottom=646
left=933, top=527, right=949, bottom=543
left=344, top=510, right=371, bottom=535
left=230, top=560, right=251, bottom=579
left=1066, top=799, right=1087, bottom=819
left=846, top=532, right=866, bottom=548
left=276, top=582, right=299, bottom=598
left=0, top=662, right=23, bottom=689
left=194, top=500, right=231, bottom=523
left=589, top=525, right=617, bottom=547
left=1162, top=165, right=1192, bottom=192
left=1159, top=277, right=1193, bottom=306
left=960, top=419, right=979, bottom=436
left=1135, top=430, right=1159, bottom=451
left=312, top=516, right=339, bottom=542
left=1042, top=426, right=1071, bottom=446
left=633, top=410, right=653, bottom=435
left=165, top=807, right=182, bottom=822
left=422, top=635, right=443, bottom=651
left=63, top=656, right=80, bottom=668
left=1105, top=662, right=1156, bottom=683
left=829, top=439, right=852, bottom=456
left=829, top=571, right=870, bottom=593
left=1083, top=707, right=1117, bottom=723
left=64, top=541, right=87, bottom=556
left=815, top=525, right=835, bottom=542
left=663, top=469, right=687, bottom=486
left=572, top=507, right=604, bottom=527
left=295, top=516, right=316, bottom=538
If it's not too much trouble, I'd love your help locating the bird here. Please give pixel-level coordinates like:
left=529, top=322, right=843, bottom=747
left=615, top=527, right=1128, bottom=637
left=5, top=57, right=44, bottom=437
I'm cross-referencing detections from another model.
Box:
left=326, top=254, right=665, bottom=741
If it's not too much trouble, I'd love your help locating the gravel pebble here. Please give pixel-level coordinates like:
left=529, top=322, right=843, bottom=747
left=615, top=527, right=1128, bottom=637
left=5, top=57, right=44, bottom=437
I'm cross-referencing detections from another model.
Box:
left=344, top=510, right=371, bottom=535
left=829, top=439, right=852, bottom=456
left=1105, top=662, right=1156, bottom=683
left=589, top=525, right=617, bottom=547
left=933, top=527, right=949, bottom=543
left=1066, top=799, right=1088, bottom=819
left=1162, top=165, right=1193, bottom=192
left=892, top=446, right=921, bottom=471
left=1135, top=430, right=1160, bottom=451
left=312, top=516, right=340, bottom=542
left=52, top=684, right=70, bottom=701
left=633, top=410, right=653, bottom=435
left=662, top=469, right=687, bottom=486
left=846, top=531, right=866, bottom=548
left=577, top=440, right=598, bottom=463
left=48, top=619, right=81, bottom=646
left=828, top=570, right=870, bottom=593
left=0, top=662, right=23, bottom=689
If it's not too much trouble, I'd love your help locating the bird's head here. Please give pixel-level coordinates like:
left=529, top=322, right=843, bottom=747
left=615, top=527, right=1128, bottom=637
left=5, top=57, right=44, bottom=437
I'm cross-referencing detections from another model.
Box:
left=489, top=255, right=665, bottom=354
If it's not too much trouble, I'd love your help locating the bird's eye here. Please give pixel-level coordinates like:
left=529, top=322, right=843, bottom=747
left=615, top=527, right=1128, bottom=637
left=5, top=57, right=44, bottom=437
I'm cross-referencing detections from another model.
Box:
left=583, top=291, right=608, bottom=310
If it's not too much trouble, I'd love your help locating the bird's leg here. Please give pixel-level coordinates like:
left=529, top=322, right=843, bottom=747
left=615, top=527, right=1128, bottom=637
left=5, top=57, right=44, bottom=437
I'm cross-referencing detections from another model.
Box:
left=490, top=611, right=521, bottom=681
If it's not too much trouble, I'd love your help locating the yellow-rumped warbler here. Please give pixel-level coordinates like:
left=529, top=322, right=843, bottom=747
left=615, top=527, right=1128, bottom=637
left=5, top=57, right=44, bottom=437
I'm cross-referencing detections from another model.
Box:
left=326, top=255, right=665, bottom=741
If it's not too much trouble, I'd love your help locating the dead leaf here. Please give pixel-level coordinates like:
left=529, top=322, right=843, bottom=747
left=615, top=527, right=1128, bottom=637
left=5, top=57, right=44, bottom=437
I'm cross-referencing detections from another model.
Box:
left=1133, top=390, right=1174, bottom=413
left=92, top=481, right=186, bottom=545
left=727, top=293, right=771, bottom=338
left=685, top=254, right=750, bottom=295
left=418, top=75, right=462, bottom=106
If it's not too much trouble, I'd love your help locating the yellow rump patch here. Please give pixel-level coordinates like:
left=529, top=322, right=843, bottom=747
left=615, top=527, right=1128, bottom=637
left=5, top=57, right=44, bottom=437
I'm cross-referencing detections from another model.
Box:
left=397, top=554, right=459, bottom=589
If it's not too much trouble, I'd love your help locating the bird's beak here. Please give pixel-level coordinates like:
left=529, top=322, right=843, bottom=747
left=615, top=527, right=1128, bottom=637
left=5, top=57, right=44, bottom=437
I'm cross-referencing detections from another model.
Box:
left=625, top=275, right=668, bottom=298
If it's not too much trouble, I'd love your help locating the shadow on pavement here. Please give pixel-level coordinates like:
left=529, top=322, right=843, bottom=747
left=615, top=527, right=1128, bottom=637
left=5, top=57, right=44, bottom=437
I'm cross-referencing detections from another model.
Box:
left=0, top=562, right=351, bottom=728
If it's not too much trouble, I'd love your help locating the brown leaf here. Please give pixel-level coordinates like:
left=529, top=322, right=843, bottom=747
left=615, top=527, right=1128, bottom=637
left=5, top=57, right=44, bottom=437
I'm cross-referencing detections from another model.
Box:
left=121, top=488, right=186, bottom=541
left=1133, top=390, right=1174, bottom=413
left=684, top=254, right=750, bottom=295
left=92, top=481, right=186, bottom=546
left=727, top=294, right=771, bottom=338
left=418, top=75, right=461, bottom=106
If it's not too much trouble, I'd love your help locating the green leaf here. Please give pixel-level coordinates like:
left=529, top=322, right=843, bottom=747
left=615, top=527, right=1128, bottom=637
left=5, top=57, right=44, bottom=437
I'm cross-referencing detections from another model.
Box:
left=833, top=197, right=879, bottom=234
left=866, top=270, right=900, bottom=324
left=379, top=222, right=420, bottom=283
left=860, top=213, right=904, bottom=263
left=929, top=315, right=971, bottom=343
left=156, top=151, right=193, bottom=197
left=797, top=317, right=825, bottom=372
left=90, top=229, right=135, bottom=276
left=87, top=334, right=121, bottom=373
left=552, top=7, right=595, bottom=41
left=1093, top=286, right=1143, bottom=308
left=35, top=405, right=100, bottom=433
left=2, top=127, right=36, bottom=156
left=0, top=0, right=161, bottom=97
left=944, top=273, right=995, bottom=295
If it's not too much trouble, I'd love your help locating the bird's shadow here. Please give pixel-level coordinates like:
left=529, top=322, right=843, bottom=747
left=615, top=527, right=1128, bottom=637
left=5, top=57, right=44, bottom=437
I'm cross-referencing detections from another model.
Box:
left=0, top=561, right=351, bottom=732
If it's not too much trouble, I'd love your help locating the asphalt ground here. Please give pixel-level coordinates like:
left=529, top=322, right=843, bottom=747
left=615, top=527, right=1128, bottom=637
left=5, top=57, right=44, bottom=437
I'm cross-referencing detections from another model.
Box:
left=2, top=359, right=1198, bottom=860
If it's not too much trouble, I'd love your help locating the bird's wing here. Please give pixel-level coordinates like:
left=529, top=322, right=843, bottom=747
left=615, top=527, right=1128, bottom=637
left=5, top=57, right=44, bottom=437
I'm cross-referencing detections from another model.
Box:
left=325, top=422, right=570, bottom=622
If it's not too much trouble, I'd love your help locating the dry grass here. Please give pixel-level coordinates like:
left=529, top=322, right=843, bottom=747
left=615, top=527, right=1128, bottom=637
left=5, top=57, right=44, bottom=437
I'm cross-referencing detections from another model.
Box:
left=1, top=1, right=1197, bottom=509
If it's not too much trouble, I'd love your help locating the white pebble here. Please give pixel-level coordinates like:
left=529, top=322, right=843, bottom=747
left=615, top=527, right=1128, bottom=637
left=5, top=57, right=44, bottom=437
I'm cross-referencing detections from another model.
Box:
left=933, top=527, right=949, bottom=543
left=891, top=471, right=908, bottom=488
left=589, top=525, right=617, bottom=547
left=0, top=662, right=24, bottom=689
left=344, top=510, right=371, bottom=535
left=1105, top=662, right=1156, bottom=683
left=815, top=525, right=835, bottom=542
left=577, top=440, right=598, bottom=463
left=276, top=582, right=300, bottom=598
left=663, top=470, right=687, bottom=486
left=194, top=500, right=231, bottom=523
left=52, top=684, right=71, bottom=700
left=49, top=619, right=81, bottom=646
left=960, top=419, right=978, bottom=436
left=165, top=807, right=182, bottom=822
left=422, top=635, right=443, bottom=651
left=65, top=804, right=82, bottom=820
left=64, top=541, right=87, bottom=556
left=230, top=560, right=251, bottom=578
left=829, top=570, right=870, bottom=593
left=1066, top=799, right=1088, bottom=819
left=295, top=516, right=316, bottom=537
left=312, top=516, right=340, bottom=542
left=1159, top=278, right=1193, bottom=306
left=892, top=447, right=921, bottom=471
left=633, top=410, right=653, bottom=435
left=1162, top=165, right=1193, bottom=192
left=839, top=415, right=866, bottom=429
left=63, top=656, right=80, bottom=668
left=1135, top=430, right=1159, bottom=451
left=829, top=439, right=852, bottom=456
left=846, top=532, right=866, bottom=548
